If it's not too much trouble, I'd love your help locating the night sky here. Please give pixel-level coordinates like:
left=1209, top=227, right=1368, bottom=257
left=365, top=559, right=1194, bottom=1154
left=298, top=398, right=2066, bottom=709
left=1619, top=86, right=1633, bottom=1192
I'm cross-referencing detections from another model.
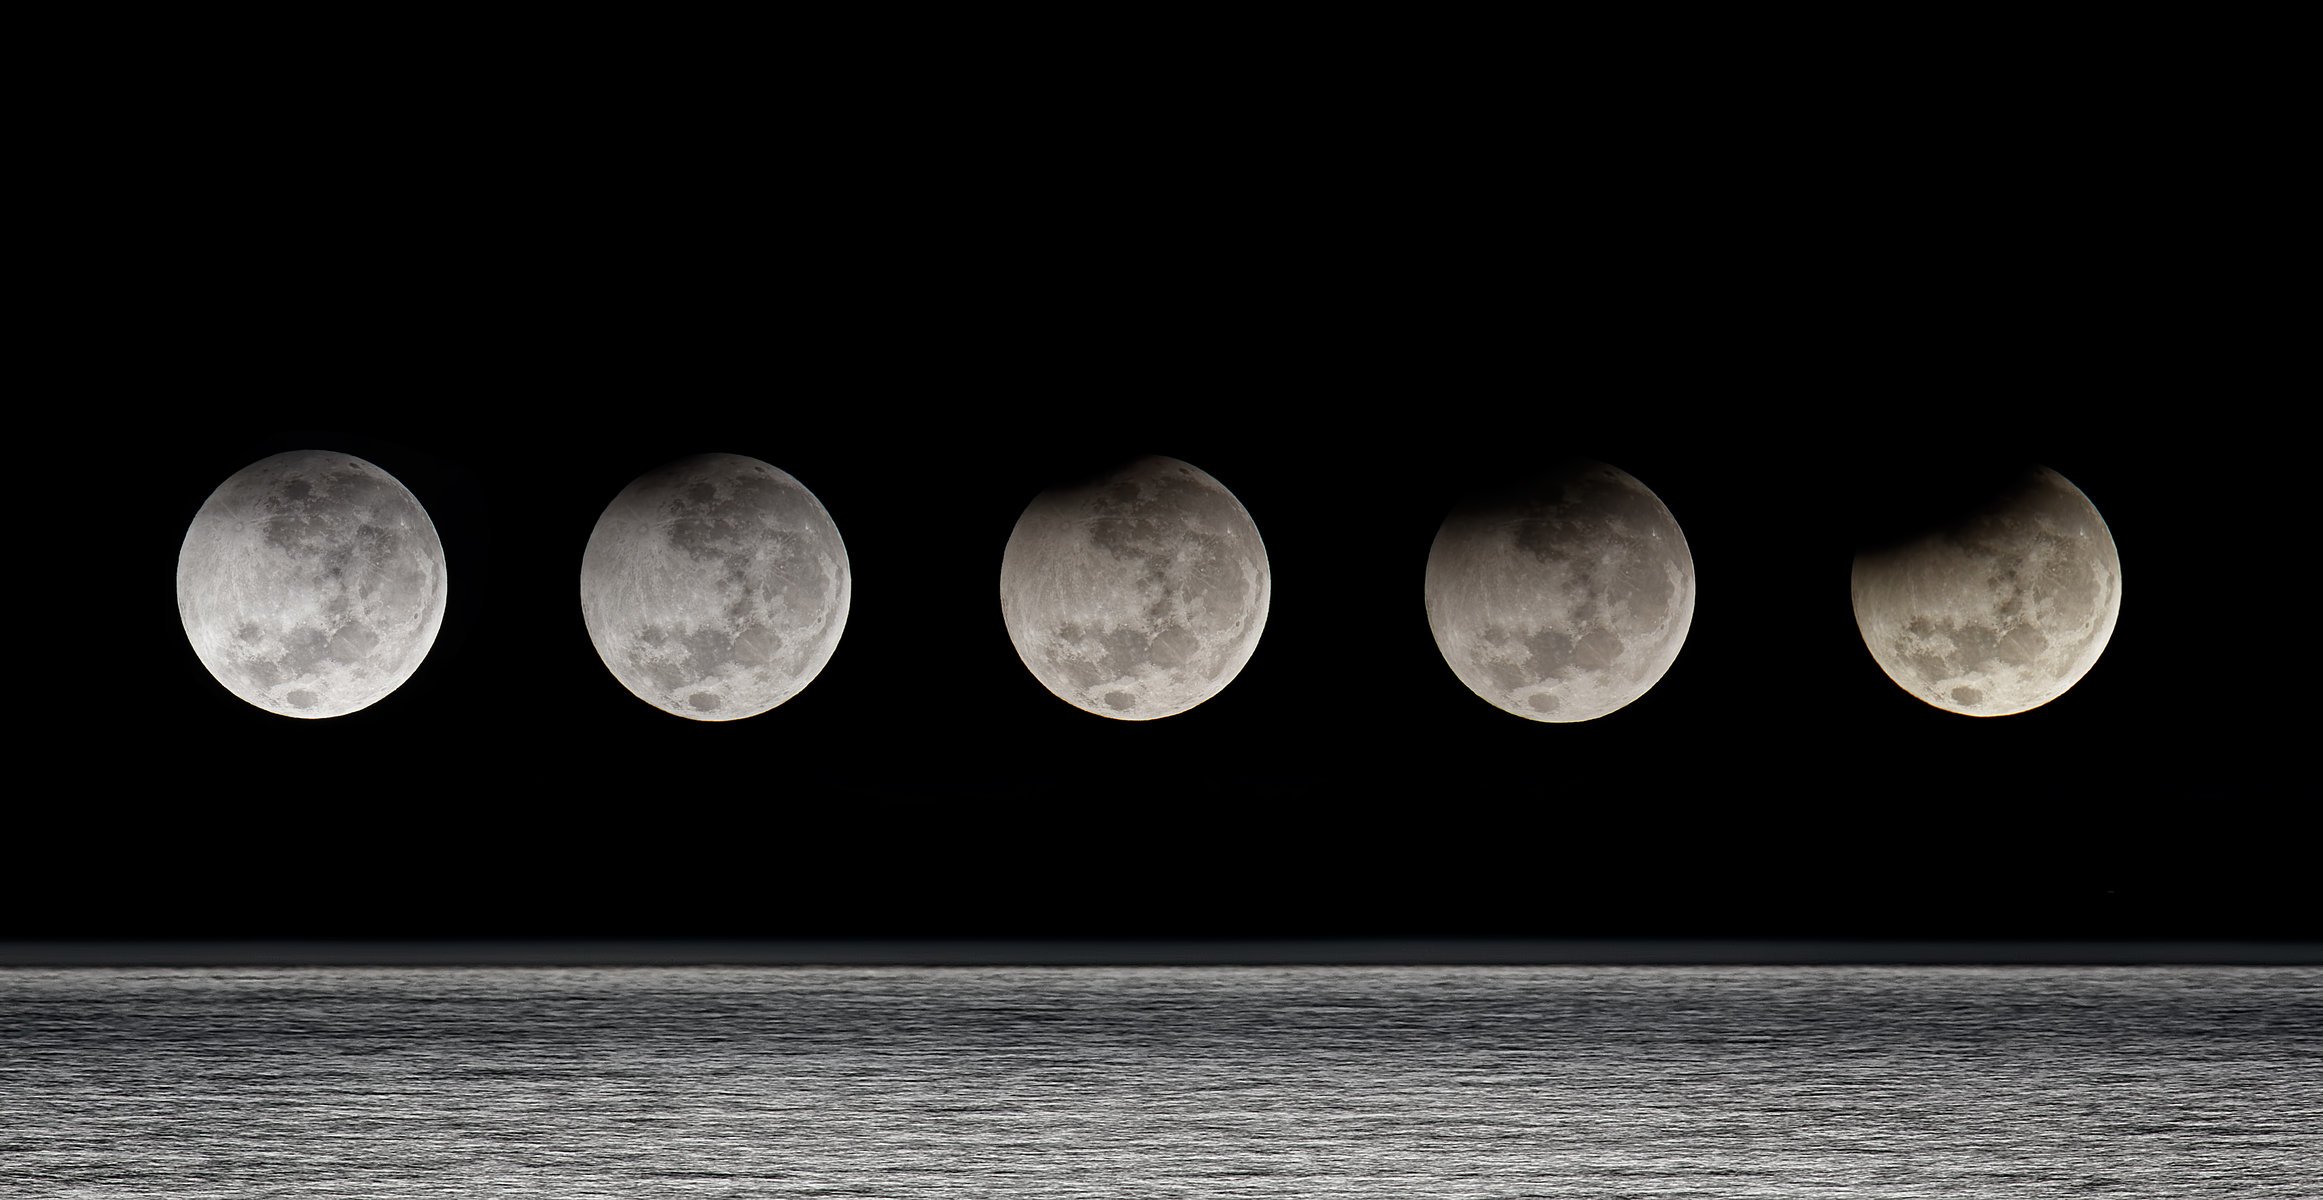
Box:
left=22, top=75, right=2299, bottom=952
left=22, top=384, right=2288, bottom=951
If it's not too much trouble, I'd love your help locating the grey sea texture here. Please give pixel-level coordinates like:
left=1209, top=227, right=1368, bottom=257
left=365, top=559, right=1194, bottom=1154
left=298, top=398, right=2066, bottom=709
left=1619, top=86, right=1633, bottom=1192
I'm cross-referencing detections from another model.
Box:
left=1, top=966, right=2315, bottom=1198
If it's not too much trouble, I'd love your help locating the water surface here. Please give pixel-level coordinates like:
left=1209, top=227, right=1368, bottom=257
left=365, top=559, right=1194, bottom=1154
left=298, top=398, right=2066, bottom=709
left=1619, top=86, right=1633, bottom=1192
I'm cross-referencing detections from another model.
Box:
left=2, top=966, right=2315, bottom=1197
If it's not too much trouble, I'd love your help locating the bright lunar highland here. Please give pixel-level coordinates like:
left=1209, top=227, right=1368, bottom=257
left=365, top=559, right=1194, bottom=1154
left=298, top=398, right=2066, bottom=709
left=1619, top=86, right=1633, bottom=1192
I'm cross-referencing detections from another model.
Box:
left=176, top=450, right=449, bottom=718
left=1424, top=461, right=1696, bottom=722
left=1851, top=465, right=2120, bottom=716
left=579, top=453, right=850, bottom=721
left=999, top=456, right=1270, bottom=720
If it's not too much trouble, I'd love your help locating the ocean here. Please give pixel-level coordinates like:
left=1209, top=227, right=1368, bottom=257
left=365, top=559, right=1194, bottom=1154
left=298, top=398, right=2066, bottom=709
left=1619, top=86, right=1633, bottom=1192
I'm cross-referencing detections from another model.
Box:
left=2, top=965, right=2315, bottom=1197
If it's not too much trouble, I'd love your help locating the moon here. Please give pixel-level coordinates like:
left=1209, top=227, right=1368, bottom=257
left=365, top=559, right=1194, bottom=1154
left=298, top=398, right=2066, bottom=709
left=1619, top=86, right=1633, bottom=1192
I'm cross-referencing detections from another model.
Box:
left=1423, top=460, right=1696, bottom=722
left=579, top=453, right=850, bottom=721
left=176, top=451, right=449, bottom=718
left=999, top=456, right=1270, bottom=720
left=1851, top=465, right=2120, bottom=716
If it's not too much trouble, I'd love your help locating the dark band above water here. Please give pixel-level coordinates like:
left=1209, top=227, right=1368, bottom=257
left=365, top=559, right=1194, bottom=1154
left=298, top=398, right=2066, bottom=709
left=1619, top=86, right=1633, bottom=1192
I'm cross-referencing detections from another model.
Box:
left=5, top=939, right=2318, bottom=966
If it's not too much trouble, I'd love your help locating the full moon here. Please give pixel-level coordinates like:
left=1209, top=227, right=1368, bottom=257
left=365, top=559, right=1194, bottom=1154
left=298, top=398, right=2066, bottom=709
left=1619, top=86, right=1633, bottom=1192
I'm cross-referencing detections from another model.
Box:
left=177, top=450, right=449, bottom=718
left=999, top=456, right=1270, bottom=720
left=579, top=453, right=850, bottom=721
left=1851, top=465, right=2121, bottom=716
left=1423, top=460, right=1696, bottom=722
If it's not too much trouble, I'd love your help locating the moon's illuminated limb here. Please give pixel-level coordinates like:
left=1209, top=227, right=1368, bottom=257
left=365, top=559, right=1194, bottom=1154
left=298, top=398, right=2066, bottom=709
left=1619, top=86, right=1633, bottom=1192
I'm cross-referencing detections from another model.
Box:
left=579, top=453, right=851, bottom=722
left=1424, top=460, right=1696, bottom=723
left=1851, top=465, right=2120, bottom=716
left=176, top=450, right=449, bottom=718
left=999, top=456, right=1271, bottom=720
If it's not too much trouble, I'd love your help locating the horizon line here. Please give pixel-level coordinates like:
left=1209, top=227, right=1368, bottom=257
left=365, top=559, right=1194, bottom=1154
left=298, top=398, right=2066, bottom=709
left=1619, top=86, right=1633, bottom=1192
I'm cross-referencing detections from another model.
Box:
left=5, top=939, right=2319, bottom=967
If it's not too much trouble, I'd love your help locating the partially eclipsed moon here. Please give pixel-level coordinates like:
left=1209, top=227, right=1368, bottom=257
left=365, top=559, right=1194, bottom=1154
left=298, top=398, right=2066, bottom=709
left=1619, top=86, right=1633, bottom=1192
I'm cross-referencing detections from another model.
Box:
left=999, top=456, right=1270, bottom=720
left=177, top=450, right=449, bottom=718
left=579, top=453, right=851, bottom=721
left=1851, top=465, right=2120, bottom=716
left=1424, top=460, right=1696, bottom=722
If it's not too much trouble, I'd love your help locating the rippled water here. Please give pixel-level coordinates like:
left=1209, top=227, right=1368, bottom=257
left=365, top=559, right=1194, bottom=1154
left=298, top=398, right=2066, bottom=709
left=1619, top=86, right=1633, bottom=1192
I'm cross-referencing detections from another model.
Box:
left=2, top=966, right=2316, bottom=1197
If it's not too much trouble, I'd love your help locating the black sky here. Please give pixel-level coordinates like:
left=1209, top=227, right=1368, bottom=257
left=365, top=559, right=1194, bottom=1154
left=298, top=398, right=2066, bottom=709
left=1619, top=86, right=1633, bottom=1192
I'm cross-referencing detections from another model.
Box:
left=24, top=55, right=2301, bottom=950
left=33, top=391, right=2290, bottom=947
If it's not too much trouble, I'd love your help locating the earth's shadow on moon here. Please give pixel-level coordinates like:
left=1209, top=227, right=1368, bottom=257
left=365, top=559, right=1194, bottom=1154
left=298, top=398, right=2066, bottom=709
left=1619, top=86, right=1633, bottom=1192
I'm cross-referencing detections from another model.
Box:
left=1008, top=451, right=1180, bottom=500
left=1847, top=461, right=2066, bottom=558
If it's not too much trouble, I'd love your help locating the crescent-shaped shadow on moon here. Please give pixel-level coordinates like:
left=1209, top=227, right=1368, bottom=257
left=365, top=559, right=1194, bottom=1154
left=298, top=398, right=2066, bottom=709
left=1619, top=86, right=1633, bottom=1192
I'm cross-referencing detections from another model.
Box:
left=177, top=450, right=449, bottom=718
left=1850, top=465, right=2121, bottom=717
left=1423, top=460, right=1697, bottom=723
left=579, top=453, right=852, bottom=722
left=998, top=456, right=1271, bottom=721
